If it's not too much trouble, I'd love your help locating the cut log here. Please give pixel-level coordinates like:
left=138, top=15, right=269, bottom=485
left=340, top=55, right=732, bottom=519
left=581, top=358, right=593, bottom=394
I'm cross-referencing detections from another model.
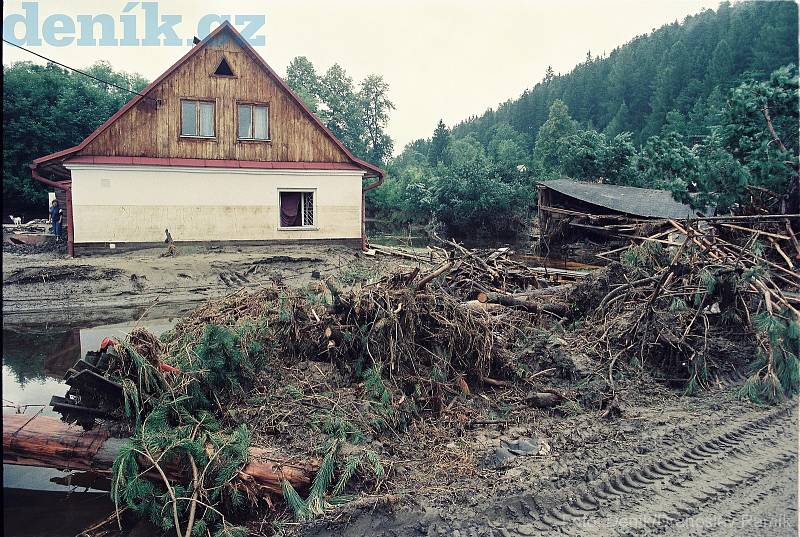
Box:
left=415, top=260, right=454, bottom=290
left=3, top=413, right=315, bottom=495
left=371, top=245, right=433, bottom=263
left=476, top=292, right=569, bottom=317
left=463, top=300, right=503, bottom=312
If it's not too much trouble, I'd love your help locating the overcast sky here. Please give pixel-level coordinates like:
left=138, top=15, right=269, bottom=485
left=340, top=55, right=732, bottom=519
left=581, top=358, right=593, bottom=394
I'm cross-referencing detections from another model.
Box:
left=3, top=0, right=722, bottom=153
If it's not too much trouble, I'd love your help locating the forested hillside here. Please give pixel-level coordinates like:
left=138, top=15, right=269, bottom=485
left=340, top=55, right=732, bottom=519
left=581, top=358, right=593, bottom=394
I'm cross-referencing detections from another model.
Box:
left=452, top=1, right=797, bottom=146
left=371, top=1, right=799, bottom=238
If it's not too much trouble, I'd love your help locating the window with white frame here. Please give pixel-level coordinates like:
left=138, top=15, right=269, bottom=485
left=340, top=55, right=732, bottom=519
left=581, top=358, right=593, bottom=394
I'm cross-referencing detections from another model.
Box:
left=181, top=99, right=215, bottom=137
left=238, top=103, right=269, bottom=140
left=279, top=191, right=314, bottom=228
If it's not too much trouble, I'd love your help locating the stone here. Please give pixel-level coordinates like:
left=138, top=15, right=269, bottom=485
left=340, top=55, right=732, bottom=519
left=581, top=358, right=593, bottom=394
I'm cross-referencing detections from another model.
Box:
left=501, top=436, right=540, bottom=456
left=493, top=446, right=516, bottom=468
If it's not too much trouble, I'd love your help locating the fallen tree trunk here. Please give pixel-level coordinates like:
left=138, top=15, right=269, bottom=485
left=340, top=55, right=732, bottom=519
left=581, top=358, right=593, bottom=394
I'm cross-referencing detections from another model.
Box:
left=476, top=291, right=570, bottom=317
left=3, top=413, right=315, bottom=495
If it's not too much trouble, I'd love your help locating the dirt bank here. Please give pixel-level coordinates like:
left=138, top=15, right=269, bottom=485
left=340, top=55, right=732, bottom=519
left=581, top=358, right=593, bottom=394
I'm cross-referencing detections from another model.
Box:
left=2, top=244, right=407, bottom=324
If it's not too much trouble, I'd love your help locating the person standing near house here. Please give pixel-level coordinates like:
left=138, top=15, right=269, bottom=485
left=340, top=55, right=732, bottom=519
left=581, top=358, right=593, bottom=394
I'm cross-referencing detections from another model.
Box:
left=49, top=200, right=61, bottom=239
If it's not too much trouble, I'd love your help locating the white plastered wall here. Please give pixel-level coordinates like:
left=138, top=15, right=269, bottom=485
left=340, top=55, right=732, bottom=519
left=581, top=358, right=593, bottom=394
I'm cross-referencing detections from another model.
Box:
left=65, top=164, right=364, bottom=243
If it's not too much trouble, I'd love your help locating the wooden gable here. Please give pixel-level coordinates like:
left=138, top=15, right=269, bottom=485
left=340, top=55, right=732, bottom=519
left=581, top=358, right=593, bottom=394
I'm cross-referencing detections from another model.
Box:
left=76, top=29, right=351, bottom=164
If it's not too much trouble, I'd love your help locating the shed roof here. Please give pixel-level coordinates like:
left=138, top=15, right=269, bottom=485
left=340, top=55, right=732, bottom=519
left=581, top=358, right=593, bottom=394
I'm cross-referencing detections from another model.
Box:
left=538, top=178, right=698, bottom=219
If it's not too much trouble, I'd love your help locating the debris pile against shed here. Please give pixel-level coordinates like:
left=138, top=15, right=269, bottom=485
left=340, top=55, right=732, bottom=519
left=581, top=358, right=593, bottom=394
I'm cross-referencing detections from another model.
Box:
left=536, top=179, right=702, bottom=250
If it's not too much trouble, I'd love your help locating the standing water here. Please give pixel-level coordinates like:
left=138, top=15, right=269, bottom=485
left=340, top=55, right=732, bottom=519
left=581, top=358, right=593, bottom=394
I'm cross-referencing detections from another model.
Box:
left=2, top=313, right=179, bottom=536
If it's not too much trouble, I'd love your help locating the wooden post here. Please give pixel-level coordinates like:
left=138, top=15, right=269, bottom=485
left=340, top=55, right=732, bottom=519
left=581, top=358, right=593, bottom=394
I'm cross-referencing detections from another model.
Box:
left=66, top=186, right=75, bottom=257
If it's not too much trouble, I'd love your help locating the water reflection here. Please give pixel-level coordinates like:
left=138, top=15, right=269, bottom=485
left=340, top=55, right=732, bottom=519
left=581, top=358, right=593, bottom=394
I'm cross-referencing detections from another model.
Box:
left=2, top=314, right=178, bottom=537
left=3, top=488, right=115, bottom=537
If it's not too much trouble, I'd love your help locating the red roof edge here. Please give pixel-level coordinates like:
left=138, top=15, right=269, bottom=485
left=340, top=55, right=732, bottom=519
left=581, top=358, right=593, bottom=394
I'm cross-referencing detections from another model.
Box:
left=32, top=21, right=385, bottom=180
left=63, top=155, right=363, bottom=171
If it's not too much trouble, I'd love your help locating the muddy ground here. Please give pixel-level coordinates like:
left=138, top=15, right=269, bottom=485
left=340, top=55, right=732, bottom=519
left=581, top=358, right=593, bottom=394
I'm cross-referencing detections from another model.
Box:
left=298, top=382, right=797, bottom=537
left=3, top=244, right=797, bottom=537
left=2, top=243, right=406, bottom=325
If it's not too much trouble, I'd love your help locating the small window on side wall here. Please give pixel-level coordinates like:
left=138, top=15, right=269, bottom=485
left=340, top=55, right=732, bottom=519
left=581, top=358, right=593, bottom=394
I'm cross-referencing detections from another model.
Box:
left=181, top=99, right=215, bottom=138
left=280, top=191, right=314, bottom=228
left=238, top=103, right=269, bottom=140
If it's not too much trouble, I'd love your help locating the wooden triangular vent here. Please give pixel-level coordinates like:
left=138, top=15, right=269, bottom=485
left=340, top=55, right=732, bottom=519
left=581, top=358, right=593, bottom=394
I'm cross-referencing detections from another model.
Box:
left=213, top=57, right=235, bottom=77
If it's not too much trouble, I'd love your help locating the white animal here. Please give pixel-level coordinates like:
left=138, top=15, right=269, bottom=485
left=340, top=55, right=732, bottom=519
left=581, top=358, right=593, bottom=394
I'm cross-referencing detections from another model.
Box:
left=9, top=215, right=22, bottom=225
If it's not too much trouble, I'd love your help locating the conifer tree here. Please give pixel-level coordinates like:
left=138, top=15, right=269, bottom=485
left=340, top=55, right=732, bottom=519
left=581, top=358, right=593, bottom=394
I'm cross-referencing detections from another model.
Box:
left=428, top=120, right=450, bottom=166
left=532, top=99, right=578, bottom=176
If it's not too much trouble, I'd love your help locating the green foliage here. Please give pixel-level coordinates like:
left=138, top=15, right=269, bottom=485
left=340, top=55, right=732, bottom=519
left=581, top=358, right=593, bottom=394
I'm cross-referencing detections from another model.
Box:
left=331, top=455, right=361, bottom=496
left=449, top=1, right=797, bottom=147
left=285, top=58, right=394, bottom=166
left=177, top=323, right=266, bottom=408
left=314, top=412, right=365, bottom=445
left=109, top=323, right=266, bottom=537
left=3, top=61, right=148, bottom=209
left=364, top=364, right=392, bottom=409
left=281, top=431, right=385, bottom=521
left=532, top=99, right=578, bottom=176
left=620, top=241, right=667, bottom=270
left=370, top=2, right=798, bottom=236
left=741, top=310, right=800, bottom=403
left=307, top=441, right=338, bottom=515
left=282, top=480, right=310, bottom=521
left=429, top=160, right=535, bottom=237
left=444, top=135, right=486, bottom=168
left=429, top=119, right=451, bottom=166
left=669, top=298, right=688, bottom=312
left=285, top=56, right=321, bottom=113
left=561, top=130, right=637, bottom=184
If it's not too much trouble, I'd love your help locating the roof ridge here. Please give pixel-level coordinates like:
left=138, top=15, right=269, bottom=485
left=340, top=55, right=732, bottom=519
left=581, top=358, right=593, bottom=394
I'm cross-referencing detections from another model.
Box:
left=34, top=21, right=383, bottom=178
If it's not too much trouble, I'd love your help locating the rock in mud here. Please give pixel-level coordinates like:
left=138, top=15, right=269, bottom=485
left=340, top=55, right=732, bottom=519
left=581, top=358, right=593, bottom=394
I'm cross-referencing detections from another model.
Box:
left=493, top=446, right=516, bottom=468
left=525, top=391, right=563, bottom=408
left=501, top=436, right=540, bottom=456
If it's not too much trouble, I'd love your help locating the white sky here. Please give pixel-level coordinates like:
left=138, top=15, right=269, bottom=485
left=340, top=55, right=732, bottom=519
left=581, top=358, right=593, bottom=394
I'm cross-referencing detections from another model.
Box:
left=3, top=0, right=721, bottom=153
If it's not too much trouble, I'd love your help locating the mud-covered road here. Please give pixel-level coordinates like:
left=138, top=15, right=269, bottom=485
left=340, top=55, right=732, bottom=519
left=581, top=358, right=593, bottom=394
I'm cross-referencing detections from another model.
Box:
left=2, top=244, right=404, bottom=324
left=301, top=388, right=798, bottom=537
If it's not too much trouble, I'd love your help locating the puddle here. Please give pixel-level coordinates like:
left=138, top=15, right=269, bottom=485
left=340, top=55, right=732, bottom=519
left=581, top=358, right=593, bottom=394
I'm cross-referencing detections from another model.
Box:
left=2, top=310, right=181, bottom=537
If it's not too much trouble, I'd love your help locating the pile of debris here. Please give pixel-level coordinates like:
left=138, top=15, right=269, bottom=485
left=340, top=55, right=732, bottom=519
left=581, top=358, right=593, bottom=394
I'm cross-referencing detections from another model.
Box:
left=45, top=260, right=567, bottom=535
left=3, top=218, right=63, bottom=254
left=16, top=219, right=797, bottom=536
left=568, top=216, right=799, bottom=405
left=3, top=217, right=49, bottom=233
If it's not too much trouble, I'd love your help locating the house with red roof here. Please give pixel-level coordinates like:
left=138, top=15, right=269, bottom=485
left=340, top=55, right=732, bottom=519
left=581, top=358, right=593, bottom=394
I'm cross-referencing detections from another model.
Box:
left=31, top=21, right=383, bottom=256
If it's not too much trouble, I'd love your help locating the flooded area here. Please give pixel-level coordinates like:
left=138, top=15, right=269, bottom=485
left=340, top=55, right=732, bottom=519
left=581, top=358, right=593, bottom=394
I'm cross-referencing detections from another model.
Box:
left=2, top=309, right=181, bottom=537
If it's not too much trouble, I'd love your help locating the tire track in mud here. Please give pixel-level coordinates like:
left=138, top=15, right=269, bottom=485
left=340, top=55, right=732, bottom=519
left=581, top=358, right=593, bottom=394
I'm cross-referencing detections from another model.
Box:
left=301, top=400, right=797, bottom=537
left=470, top=402, right=798, bottom=537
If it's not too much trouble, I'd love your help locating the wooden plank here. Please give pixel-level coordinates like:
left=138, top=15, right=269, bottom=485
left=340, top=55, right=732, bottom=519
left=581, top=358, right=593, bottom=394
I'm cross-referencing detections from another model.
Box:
left=513, top=254, right=601, bottom=271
